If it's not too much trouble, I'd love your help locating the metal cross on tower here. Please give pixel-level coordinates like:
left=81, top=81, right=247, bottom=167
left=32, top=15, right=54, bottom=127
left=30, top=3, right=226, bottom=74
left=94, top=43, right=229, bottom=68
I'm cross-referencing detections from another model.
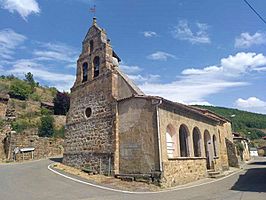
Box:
left=90, top=5, right=96, bottom=17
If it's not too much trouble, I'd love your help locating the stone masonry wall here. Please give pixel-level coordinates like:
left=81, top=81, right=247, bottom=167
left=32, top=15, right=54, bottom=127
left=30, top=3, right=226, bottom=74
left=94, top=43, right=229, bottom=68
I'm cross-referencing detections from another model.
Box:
left=158, top=105, right=230, bottom=186
left=217, top=122, right=232, bottom=170
left=0, top=124, right=11, bottom=161
left=8, top=128, right=63, bottom=161
left=118, top=97, right=159, bottom=174
left=63, top=72, right=116, bottom=173
left=162, top=158, right=206, bottom=187
left=226, top=138, right=239, bottom=167
left=0, top=100, right=8, bottom=119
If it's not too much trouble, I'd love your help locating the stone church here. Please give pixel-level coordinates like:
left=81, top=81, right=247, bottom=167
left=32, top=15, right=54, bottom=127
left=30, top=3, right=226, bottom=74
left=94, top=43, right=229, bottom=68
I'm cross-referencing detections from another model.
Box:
left=63, top=18, right=234, bottom=186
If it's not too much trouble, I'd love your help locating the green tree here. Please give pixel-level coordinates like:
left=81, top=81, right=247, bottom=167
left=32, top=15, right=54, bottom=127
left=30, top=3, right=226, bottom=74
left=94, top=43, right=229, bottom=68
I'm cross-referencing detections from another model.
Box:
left=9, top=79, right=33, bottom=100
left=53, top=92, right=70, bottom=115
left=54, top=126, right=65, bottom=138
left=24, top=72, right=36, bottom=87
left=38, top=114, right=54, bottom=137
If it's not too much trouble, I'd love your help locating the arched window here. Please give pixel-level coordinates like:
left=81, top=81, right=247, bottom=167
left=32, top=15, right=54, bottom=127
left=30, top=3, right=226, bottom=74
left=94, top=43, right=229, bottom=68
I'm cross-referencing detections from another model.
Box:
left=90, top=40, right=94, bottom=53
left=82, top=62, right=88, bottom=82
left=213, top=135, right=218, bottom=157
left=93, top=56, right=100, bottom=77
left=166, top=124, right=177, bottom=158
left=193, top=127, right=201, bottom=157
left=179, top=124, right=190, bottom=157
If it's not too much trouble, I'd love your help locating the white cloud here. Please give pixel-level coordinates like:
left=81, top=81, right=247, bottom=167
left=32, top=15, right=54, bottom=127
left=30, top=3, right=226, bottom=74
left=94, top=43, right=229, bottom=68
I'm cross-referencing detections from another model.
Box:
left=0, top=29, right=77, bottom=91
left=128, top=74, right=160, bottom=84
left=140, top=79, right=246, bottom=104
left=147, top=51, right=176, bottom=61
left=183, top=52, right=266, bottom=77
left=143, top=31, right=157, bottom=38
left=33, top=42, right=78, bottom=63
left=235, top=32, right=266, bottom=48
left=0, top=28, right=26, bottom=59
left=235, top=97, right=266, bottom=114
left=189, top=101, right=213, bottom=106
left=172, top=20, right=211, bottom=44
left=119, top=61, right=159, bottom=84
left=0, top=0, right=40, bottom=20
left=8, top=59, right=75, bottom=91
left=139, top=52, right=266, bottom=104
left=120, top=64, right=142, bottom=74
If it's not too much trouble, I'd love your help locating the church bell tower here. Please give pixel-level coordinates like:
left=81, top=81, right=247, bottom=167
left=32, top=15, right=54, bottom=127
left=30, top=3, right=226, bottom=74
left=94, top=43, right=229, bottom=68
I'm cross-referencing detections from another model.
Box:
left=63, top=18, right=121, bottom=174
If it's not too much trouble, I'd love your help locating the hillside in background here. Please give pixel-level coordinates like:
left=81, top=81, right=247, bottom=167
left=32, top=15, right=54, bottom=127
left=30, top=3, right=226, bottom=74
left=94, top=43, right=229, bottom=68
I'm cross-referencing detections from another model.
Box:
left=195, top=105, right=266, bottom=140
left=0, top=74, right=69, bottom=138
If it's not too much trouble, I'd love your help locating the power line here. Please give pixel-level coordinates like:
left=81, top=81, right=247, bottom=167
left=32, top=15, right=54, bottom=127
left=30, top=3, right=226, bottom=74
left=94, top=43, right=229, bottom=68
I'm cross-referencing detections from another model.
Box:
left=243, top=0, right=266, bottom=25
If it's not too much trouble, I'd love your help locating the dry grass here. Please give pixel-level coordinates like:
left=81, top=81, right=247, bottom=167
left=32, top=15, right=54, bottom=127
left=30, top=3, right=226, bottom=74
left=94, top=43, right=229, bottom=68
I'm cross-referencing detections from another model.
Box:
left=35, top=87, right=55, bottom=103
left=53, top=163, right=161, bottom=192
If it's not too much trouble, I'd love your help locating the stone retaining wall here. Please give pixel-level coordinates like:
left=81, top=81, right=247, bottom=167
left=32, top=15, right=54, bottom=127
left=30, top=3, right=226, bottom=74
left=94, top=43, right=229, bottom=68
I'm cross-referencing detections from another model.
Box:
left=7, top=128, right=63, bottom=161
left=162, top=158, right=206, bottom=187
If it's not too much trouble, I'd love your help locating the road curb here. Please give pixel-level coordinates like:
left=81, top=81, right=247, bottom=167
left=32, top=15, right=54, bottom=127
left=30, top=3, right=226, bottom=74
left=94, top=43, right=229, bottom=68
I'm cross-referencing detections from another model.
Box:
left=47, top=163, right=244, bottom=194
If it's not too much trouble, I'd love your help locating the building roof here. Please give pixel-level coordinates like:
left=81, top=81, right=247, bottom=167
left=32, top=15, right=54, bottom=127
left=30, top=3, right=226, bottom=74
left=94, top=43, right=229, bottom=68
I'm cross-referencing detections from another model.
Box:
left=189, top=106, right=230, bottom=123
left=250, top=147, right=257, bottom=151
left=41, top=101, right=54, bottom=108
left=115, top=68, right=145, bottom=96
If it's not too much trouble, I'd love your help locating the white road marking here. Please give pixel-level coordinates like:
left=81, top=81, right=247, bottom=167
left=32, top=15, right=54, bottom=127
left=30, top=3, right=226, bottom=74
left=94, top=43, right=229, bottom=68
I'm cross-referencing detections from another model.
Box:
left=48, top=163, right=243, bottom=194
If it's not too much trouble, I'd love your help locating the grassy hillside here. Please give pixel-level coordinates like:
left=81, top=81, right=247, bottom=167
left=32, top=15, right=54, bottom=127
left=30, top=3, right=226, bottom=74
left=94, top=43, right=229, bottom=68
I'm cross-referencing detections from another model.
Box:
left=195, top=105, right=266, bottom=140
left=0, top=74, right=67, bottom=138
left=0, top=75, right=57, bottom=102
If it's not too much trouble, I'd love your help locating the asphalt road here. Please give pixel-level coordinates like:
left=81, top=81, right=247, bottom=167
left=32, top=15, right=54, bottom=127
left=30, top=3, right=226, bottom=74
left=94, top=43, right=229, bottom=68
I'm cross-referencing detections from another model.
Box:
left=0, top=158, right=265, bottom=200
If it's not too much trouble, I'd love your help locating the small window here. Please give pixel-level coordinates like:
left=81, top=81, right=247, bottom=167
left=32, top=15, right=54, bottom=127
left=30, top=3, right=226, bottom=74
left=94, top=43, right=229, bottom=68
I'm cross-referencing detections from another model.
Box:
left=93, top=56, right=100, bottom=77
left=90, top=40, right=94, bottom=53
left=85, top=107, right=92, bottom=118
left=82, top=62, right=88, bottom=82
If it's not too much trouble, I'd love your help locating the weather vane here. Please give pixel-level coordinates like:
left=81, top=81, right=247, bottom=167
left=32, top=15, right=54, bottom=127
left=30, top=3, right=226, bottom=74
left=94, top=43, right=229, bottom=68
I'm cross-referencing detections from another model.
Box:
left=90, top=5, right=96, bottom=17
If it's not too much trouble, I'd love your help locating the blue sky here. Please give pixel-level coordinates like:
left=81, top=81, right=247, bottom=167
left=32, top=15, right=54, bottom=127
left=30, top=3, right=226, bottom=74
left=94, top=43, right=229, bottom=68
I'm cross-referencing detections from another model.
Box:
left=0, top=0, right=266, bottom=114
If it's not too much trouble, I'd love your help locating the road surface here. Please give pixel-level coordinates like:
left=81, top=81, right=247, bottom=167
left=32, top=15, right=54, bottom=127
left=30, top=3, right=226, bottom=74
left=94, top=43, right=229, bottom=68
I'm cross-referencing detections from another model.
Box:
left=0, top=158, right=265, bottom=200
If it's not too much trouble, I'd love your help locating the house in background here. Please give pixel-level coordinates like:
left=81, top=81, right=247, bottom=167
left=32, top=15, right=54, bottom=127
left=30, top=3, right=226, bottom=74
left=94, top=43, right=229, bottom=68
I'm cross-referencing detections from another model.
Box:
left=257, top=146, right=266, bottom=156
left=250, top=147, right=259, bottom=157
left=63, top=18, right=236, bottom=187
left=233, top=132, right=250, bottom=161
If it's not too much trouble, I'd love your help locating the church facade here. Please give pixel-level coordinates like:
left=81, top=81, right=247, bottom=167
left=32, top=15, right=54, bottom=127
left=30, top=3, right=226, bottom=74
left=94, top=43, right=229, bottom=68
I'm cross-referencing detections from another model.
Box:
left=63, top=18, right=234, bottom=187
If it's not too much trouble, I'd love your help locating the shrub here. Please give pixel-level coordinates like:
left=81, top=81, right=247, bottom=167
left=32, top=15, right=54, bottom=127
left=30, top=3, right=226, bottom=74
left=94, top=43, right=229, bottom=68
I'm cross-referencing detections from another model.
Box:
left=9, top=79, right=33, bottom=100
left=41, top=108, right=53, bottom=115
left=24, top=72, right=36, bottom=88
left=54, top=126, right=65, bottom=138
left=0, top=119, right=4, bottom=129
left=53, top=92, right=70, bottom=115
left=20, top=102, right=27, bottom=109
left=38, top=114, right=54, bottom=137
left=6, top=74, right=16, bottom=80
left=29, top=93, right=41, bottom=101
left=0, top=82, right=9, bottom=94
left=11, top=118, right=38, bottom=133
left=49, top=87, right=58, bottom=97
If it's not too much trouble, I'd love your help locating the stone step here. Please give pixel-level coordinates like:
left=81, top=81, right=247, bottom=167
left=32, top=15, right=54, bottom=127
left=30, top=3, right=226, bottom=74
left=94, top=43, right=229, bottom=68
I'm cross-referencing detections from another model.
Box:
left=208, top=171, right=220, bottom=175
left=209, top=173, right=225, bottom=179
left=207, top=171, right=225, bottom=178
